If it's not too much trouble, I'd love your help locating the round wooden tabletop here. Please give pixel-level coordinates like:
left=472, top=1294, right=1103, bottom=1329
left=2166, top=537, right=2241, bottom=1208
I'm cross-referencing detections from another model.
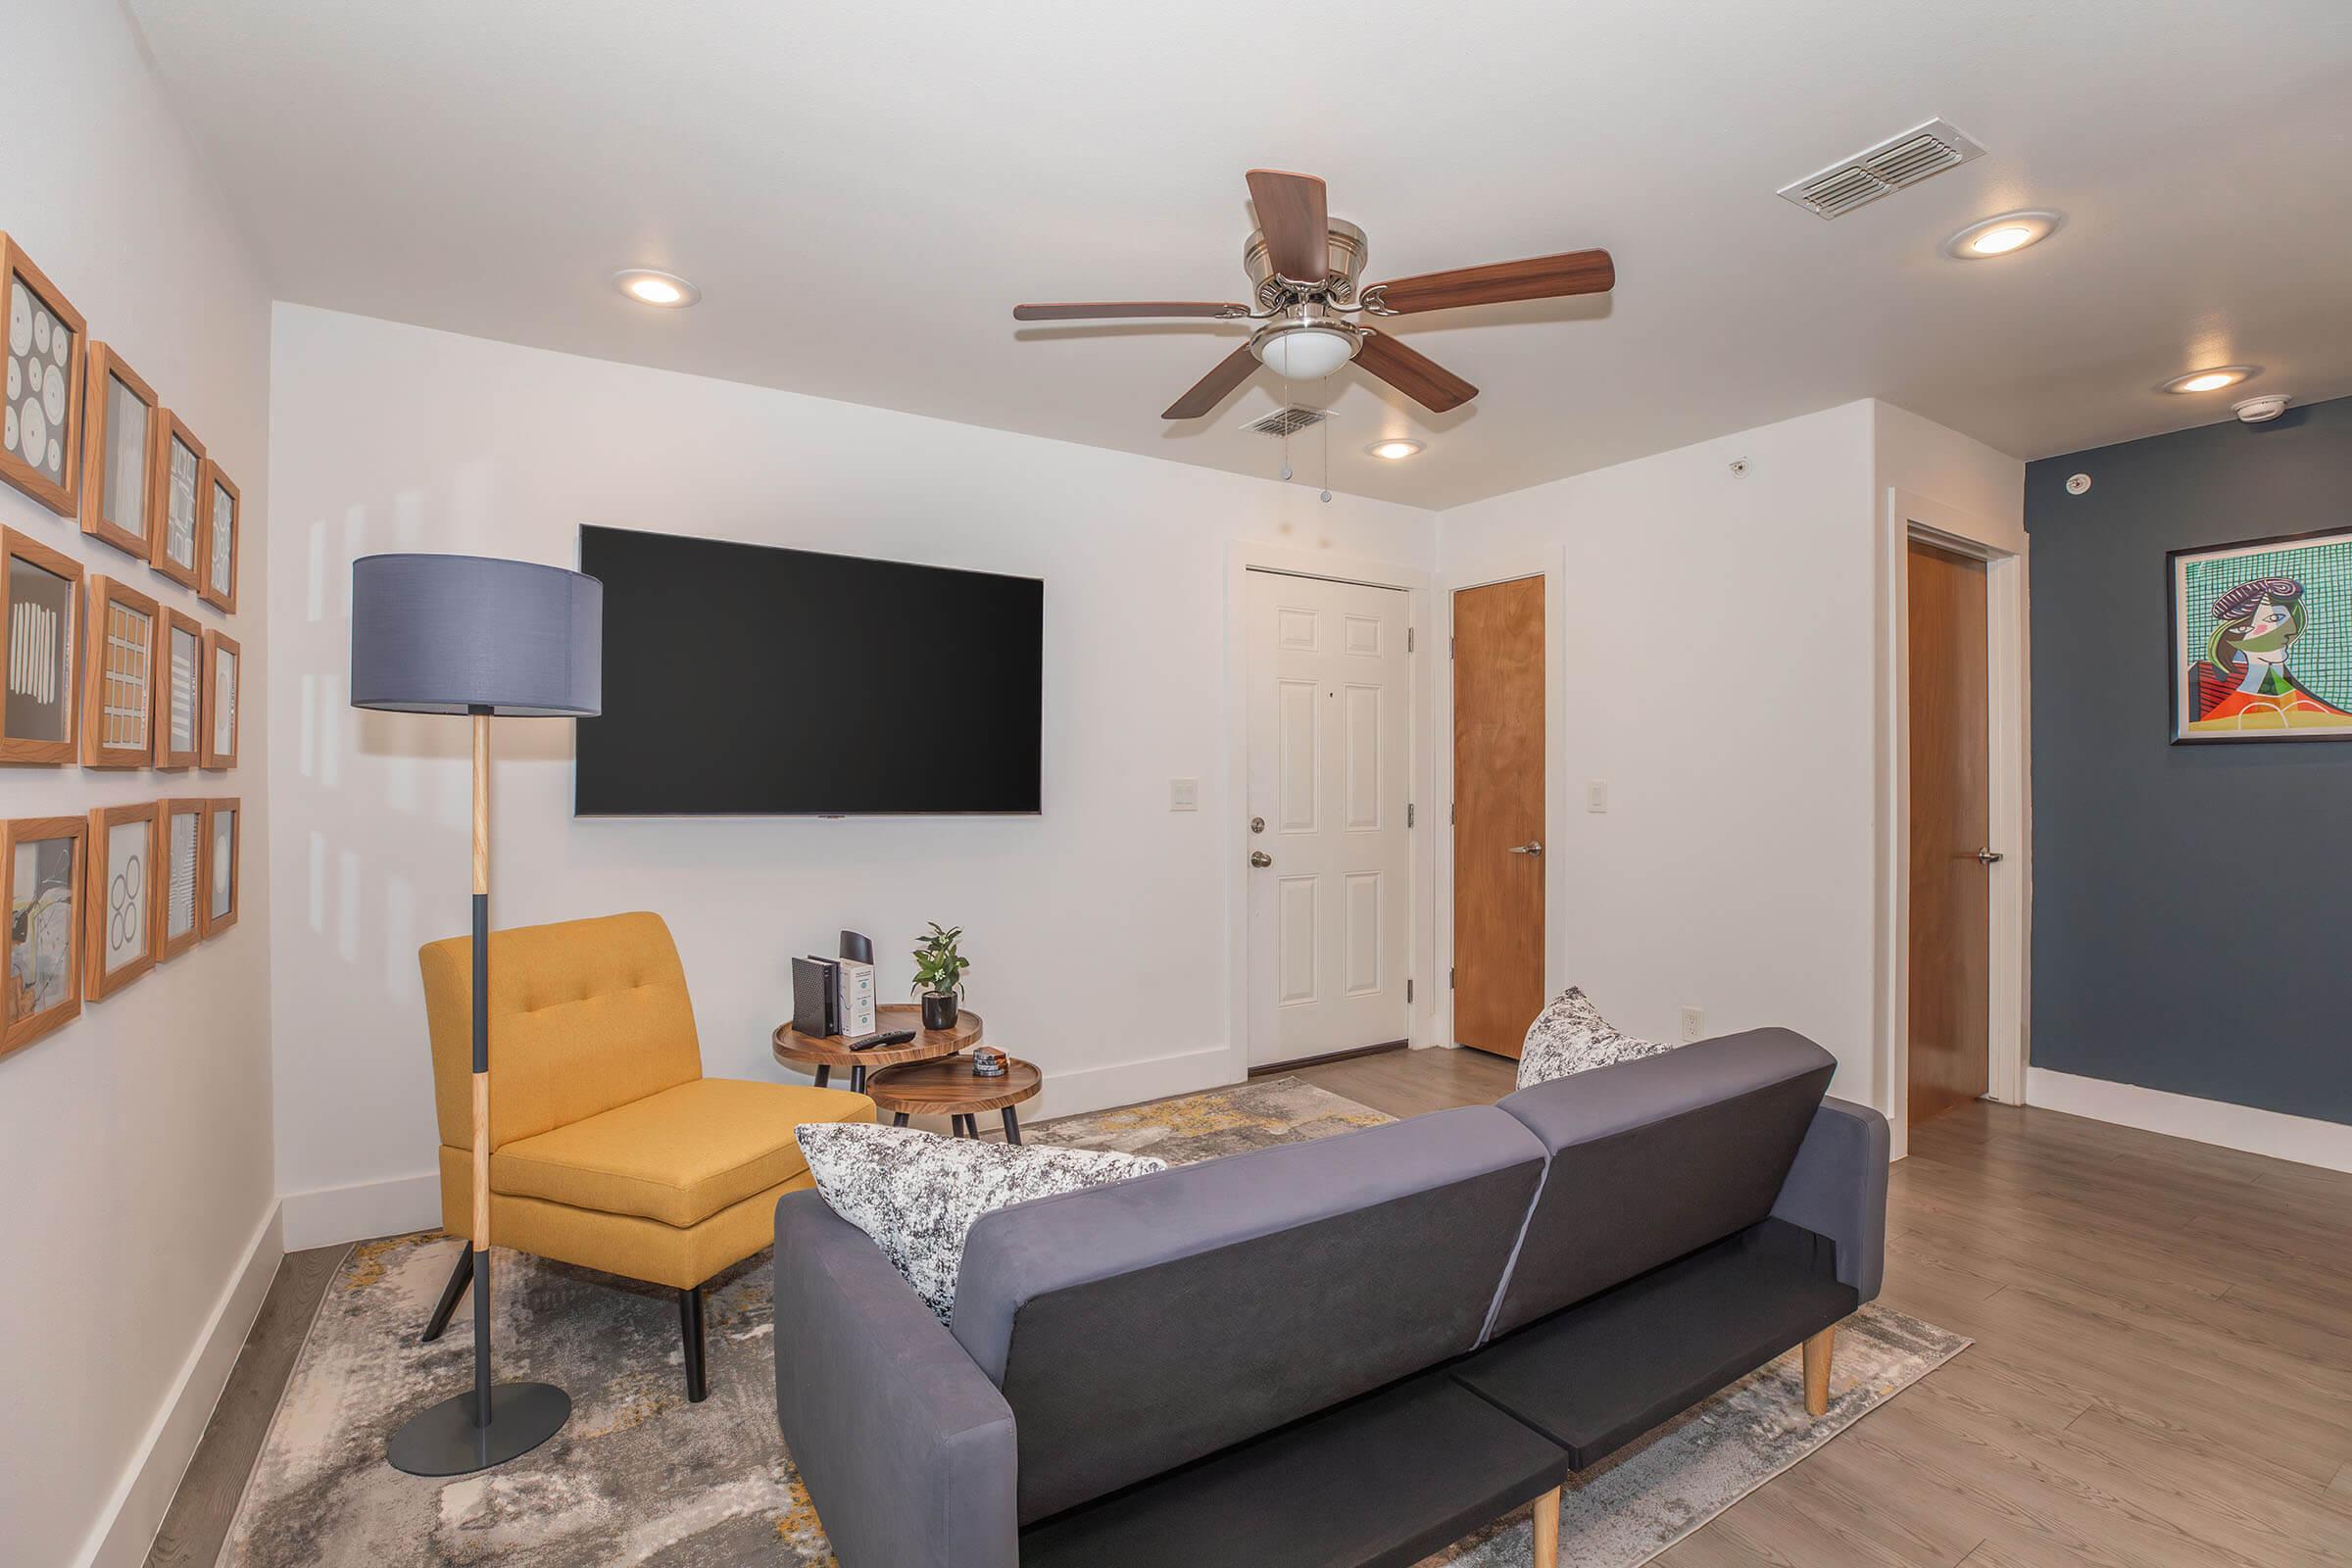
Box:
left=771, top=1003, right=981, bottom=1072
left=862, top=1054, right=1042, bottom=1116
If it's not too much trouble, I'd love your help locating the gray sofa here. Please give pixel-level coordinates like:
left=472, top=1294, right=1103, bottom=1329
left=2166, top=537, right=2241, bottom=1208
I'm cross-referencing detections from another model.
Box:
left=773, top=1027, right=1887, bottom=1568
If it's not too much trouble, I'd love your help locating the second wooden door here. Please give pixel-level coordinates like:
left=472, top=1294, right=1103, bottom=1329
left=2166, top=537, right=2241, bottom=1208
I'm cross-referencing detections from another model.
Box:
left=1907, top=539, right=1991, bottom=1127
left=1452, top=575, right=1544, bottom=1057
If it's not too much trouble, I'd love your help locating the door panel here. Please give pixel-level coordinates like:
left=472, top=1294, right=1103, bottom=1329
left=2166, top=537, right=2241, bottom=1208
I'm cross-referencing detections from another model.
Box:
left=1907, top=540, right=1990, bottom=1127
left=1246, top=570, right=1411, bottom=1066
left=1451, top=576, right=1545, bottom=1057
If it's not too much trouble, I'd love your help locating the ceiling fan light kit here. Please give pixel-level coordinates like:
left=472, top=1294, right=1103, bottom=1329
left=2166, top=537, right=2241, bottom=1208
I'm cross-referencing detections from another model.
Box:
left=1011, top=168, right=1614, bottom=422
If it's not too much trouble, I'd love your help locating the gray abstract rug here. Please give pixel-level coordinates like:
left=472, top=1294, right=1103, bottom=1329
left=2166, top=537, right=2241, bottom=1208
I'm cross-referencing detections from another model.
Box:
left=220, top=1075, right=1966, bottom=1566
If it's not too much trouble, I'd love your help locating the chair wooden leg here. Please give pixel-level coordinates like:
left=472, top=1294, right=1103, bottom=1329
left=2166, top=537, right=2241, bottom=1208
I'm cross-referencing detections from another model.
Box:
left=680, top=1284, right=708, bottom=1403
left=420, top=1244, right=473, bottom=1344
left=1802, top=1325, right=1835, bottom=1417
left=1531, top=1484, right=1561, bottom=1568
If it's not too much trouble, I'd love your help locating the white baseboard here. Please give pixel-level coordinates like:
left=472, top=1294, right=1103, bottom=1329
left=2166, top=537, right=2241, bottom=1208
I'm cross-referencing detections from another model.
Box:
left=2027, top=1067, right=2352, bottom=1175
left=281, top=1170, right=440, bottom=1250
left=79, top=1202, right=283, bottom=1568
left=1027, top=1045, right=1238, bottom=1122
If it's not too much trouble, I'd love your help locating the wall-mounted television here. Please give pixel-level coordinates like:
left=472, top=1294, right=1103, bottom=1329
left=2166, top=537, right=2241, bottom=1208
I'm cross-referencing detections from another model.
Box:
left=574, top=525, right=1043, bottom=815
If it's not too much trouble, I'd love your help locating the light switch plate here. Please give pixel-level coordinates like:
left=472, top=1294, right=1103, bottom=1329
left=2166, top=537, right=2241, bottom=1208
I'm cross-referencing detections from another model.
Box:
left=1587, top=780, right=1608, bottom=813
left=1170, top=778, right=1198, bottom=811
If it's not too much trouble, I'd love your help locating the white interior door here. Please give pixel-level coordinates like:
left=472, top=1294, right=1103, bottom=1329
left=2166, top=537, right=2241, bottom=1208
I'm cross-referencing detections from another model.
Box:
left=1245, top=569, right=1411, bottom=1067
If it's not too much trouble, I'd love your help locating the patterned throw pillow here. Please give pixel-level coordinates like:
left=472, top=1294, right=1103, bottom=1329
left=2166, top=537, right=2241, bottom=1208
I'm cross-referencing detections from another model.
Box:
left=1516, top=985, right=1676, bottom=1089
left=796, top=1122, right=1167, bottom=1323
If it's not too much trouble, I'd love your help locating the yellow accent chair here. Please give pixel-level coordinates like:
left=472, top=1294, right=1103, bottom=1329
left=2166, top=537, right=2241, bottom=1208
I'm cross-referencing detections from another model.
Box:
left=416, top=910, right=872, bottom=1400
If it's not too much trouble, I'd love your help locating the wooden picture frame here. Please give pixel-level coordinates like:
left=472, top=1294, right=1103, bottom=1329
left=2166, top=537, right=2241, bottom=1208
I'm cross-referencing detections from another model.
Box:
left=153, top=607, right=202, bottom=769
left=198, top=797, right=239, bottom=938
left=146, top=409, right=205, bottom=591
left=197, top=460, right=239, bottom=613
left=1, top=526, right=83, bottom=764
left=84, top=802, right=158, bottom=1000
left=201, top=628, right=240, bottom=769
left=81, top=575, right=162, bottom=768
left=79, top=343, right=161, bottom=561
left=4, top=813, right=86, bottom=1054
left=155, top=797, right=204, bottom=962
left=0, top=235, right=88, bottom=517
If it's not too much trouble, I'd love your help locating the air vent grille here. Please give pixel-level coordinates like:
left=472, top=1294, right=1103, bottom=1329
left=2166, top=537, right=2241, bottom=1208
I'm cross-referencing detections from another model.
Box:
left=1244, top=406, right=1329, bottom=437
left=1777, top=118, right=1985, bottom=220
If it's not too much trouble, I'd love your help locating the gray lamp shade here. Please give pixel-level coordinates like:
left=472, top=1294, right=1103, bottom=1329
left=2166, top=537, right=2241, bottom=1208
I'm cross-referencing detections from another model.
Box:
left=350, top=554, right=603, bottom=716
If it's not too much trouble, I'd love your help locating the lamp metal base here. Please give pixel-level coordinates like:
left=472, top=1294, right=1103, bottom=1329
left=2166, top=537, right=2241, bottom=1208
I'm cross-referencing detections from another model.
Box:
left=386, top=1383, right=570, bottom=1476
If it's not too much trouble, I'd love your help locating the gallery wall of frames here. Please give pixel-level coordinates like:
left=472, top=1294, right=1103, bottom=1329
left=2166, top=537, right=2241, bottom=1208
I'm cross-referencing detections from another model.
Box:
left=1, top=231, right=243, bottom=1057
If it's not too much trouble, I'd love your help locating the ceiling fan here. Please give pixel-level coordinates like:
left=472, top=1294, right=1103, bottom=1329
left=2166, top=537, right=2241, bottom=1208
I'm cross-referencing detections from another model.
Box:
left=1013, top=169, right=1614, bottom=421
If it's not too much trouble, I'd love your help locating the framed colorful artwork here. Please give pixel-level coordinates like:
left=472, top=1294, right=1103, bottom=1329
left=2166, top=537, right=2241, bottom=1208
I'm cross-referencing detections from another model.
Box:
left=198, top=459, right=239, bottom=613
left=153, top=606, right=202, bottom=769
left=84, top=802, right=158, bottom=1000
left=145, top=408, right=205, bottom=590
left=155, top=797, right=203, bottom=962
left=81, top=575, right=161, bottom=768
left=4, top=813, right=85, bottom=1054
left=198, top=796, right=239, bottom=938
left=201, top=627, right=239, bottom=769
left=0, top=235, right=88, bottom=517
left=2170, top=527, right=2352, bottom=745
left=1, top=526, right=82, bottom=764
left=79, top=343, right=161, bottom=561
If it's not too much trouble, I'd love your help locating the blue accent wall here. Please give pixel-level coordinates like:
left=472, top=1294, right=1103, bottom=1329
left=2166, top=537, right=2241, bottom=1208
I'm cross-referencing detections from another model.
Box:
left=2026, top=394, right=2352, bottom=1125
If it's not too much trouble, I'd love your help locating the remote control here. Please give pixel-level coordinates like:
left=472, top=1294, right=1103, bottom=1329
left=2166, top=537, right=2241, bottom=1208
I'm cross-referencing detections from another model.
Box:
left=850, top=1029, right=917, bottom=1052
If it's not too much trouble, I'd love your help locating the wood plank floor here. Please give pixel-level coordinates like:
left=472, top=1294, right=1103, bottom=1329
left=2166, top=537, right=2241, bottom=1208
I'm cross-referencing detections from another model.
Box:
left=152, top=1049, right=2352, bottom=1566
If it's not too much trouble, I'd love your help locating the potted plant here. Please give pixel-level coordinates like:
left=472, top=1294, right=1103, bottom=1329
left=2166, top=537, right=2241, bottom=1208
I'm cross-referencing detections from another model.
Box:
left=911, top=922, right=969, bottom=1031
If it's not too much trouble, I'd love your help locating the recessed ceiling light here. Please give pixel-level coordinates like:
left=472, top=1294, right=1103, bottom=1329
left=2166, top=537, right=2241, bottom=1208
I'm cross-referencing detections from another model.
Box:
left=2163, top=366, right=2255, bottom=394
left=1367, top=438, right=1424, bottom=461
left=1941, top=210, right=2063, bottom=260
left=612, top=269, right=700, bottom=308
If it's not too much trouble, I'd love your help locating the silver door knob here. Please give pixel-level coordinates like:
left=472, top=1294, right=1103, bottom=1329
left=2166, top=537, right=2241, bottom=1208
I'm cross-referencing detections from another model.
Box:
left=1250, top=816, right=1265, bottom=834
left=1976, top=848, right=2004, bottom=864
left=1507, top=840, right=1544, bottom=857
left=1250, top=851, right=1272, bottom=868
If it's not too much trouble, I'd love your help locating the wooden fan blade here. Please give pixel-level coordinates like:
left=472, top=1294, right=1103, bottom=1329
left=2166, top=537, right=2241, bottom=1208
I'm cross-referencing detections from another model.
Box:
left=1368, top=250, right=1614, bottom=315
left=1013, top=301, right=1248, bottom=321
left=1247, top=169, right=1330, bottom=282
left=1355, top=331, right=1477, bottom=413
left=1163, top=345, right=1262, bottom=420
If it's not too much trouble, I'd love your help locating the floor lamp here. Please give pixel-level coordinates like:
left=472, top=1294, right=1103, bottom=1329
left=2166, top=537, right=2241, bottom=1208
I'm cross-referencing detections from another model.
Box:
left=351, top=552, right=603, bottom=1477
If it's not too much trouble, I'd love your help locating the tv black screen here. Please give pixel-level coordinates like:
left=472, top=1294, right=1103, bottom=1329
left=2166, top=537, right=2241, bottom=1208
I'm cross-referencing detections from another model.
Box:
left=574, top=526, right=1043, bottom=815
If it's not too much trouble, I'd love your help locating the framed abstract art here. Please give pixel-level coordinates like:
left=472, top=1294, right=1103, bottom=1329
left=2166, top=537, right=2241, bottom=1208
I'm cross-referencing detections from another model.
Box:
left=4, top=812, right=85, bottom=1054
left=155, top=797, right=203, bottom=963
left=81, top=575, right=161, bottom=768
left=2170, top=527, right=2352, bottom=745
left=198, top=460, right=239, bottom=613
left=199, top=796, right=239, bottom=938
left=0, top=234, right=88, bottom=518
left=1, top=526, right=82, bottom=765
left=145, top=408, right=205, bottom=591
left=201, top=627, right=239, bottom=769
left=84, top=802, right=158, bottom=1000
left=78, top=342, right=161, bottom=561
left=153, top=606, right=202, bottom=770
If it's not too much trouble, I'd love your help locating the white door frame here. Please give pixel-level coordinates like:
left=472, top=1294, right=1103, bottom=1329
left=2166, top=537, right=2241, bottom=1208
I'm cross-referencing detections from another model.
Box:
left=1876, top=488, right=2033, bottom=1161
left=1432, top=553, right=1566, bottom=1054
left=1224, top=542, right=1436, bottom=1084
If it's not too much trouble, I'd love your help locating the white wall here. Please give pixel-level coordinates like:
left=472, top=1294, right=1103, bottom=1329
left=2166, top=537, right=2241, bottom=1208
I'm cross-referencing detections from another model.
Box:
left=0, top=9, right=276, bottom=1567
left=267, top=305, right=1436, bottom=1241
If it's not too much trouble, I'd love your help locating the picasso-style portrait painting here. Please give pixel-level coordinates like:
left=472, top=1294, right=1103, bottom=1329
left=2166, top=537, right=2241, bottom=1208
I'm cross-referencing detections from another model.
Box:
left=2170, top=527, right=2352, bottom=744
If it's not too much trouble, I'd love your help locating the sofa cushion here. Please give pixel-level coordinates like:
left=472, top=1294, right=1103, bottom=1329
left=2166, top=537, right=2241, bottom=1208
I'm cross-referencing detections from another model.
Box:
left=492, top=1077, right=872, bottom=1228
left=1515, top=985, right=1674, bottom=1089
left=797, top=1122, right=1166, bottom=1322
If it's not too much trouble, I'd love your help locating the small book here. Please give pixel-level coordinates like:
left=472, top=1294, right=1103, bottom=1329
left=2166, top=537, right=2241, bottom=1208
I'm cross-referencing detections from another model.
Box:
left=792, top=956, right=840, bottom=1037
left=833, top=958, right=876, bottom=1038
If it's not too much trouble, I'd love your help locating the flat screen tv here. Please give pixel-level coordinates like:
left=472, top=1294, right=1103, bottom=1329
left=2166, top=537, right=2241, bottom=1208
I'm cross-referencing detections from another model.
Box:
left=574, top=525, right=1042, bottom=815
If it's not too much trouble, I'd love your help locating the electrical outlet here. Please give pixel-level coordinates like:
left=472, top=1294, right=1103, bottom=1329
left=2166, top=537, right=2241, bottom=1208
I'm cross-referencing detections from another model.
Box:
left=1681, top=1005, right=1705, bottom=1044
left=1587, top=779, right=1609, bottom=813
left=1169, top=778, right=1198, bottom=811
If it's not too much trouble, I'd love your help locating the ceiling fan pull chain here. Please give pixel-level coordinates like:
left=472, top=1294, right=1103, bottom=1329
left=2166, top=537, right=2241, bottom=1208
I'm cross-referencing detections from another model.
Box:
left=1280, top=373, right=1295, bottom=480
left=1320, top=405, right=1332, bottom=502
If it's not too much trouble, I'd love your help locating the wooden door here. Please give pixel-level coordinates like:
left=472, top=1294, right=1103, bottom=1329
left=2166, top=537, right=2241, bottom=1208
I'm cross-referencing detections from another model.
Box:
left=1907, top=540, right=1990, bottom=1127
left=1452, top=576, right=1544, bottom=1056
left=1244, top=570, right=1412, bottom=1067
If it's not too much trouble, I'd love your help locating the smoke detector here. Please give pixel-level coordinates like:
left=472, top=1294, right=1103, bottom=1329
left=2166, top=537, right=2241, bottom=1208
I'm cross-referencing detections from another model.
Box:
left=1778, top=119, right=1987, bottom=219
left=2233, top=394, right=2291, bottom=423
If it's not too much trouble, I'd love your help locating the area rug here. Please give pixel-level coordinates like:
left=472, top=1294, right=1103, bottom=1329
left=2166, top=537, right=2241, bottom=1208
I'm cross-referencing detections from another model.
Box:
left=220, top=1077, right=1966, bottom=1566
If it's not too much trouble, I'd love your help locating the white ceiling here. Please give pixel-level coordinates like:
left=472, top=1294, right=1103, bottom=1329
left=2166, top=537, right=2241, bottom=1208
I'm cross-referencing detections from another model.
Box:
left=129, top=0, right=2352, bottom=510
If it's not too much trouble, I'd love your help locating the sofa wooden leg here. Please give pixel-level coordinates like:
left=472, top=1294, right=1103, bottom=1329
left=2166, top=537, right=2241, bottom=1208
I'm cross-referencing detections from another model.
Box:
left=1531, top=1484, right=1561, bottom=1568
left=420, top=1244, right=473, bottom=1344
left=680, top=1285, right=708, bottom=1403
left=1803, top=1325, right=1835, bottom=1417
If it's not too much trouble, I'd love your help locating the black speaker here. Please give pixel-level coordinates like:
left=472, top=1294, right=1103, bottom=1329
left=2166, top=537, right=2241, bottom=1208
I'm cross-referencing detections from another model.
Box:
left=839, top=930, right=873, bottom=965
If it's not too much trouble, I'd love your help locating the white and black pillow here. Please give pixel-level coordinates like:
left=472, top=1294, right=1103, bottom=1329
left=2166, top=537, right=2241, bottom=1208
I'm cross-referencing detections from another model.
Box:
left=1516, top=985, right=1676, bottom=1089
left=796, top=1122, right=1167, bottom=1323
